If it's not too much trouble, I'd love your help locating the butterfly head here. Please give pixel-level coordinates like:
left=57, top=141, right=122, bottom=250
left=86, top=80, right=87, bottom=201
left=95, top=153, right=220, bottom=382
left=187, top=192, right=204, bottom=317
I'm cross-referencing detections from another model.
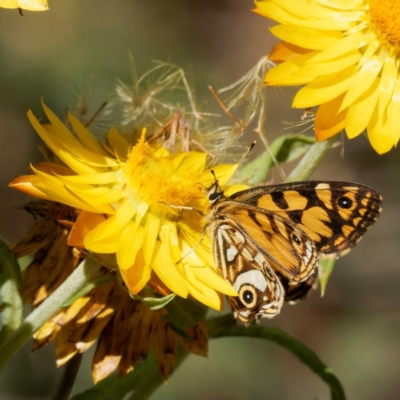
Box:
left=207, top=171, right=225, bottom=205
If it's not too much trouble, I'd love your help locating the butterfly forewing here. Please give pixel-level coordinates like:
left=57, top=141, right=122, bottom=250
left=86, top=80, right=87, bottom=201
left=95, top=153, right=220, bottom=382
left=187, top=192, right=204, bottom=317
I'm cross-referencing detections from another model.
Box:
left=229, top=181, right=382, bottom=257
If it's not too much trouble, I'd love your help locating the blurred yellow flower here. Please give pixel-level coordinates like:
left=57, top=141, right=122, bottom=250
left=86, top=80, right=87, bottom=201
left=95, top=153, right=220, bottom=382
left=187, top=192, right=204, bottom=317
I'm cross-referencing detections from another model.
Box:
left=10, top=103, right=238, bottom=310
left=255, top=0, right=400, bottom=154
left=0, top=0, right=48, bottom=11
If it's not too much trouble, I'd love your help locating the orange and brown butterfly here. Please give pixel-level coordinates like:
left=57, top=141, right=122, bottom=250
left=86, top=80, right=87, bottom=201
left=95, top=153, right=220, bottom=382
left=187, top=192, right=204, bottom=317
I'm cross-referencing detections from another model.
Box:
left=204, top=176, right=382, bottom=324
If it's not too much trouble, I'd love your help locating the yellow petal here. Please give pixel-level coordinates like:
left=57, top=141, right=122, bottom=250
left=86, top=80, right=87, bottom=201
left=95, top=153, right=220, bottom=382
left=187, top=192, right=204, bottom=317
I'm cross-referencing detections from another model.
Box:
left=143, top=213, right=161, bottom=265
left=42, top=102, right=118, bottom=168
left=272, top=0, right=363, bottom=22
left=377, top=57, right=397, bottom=118
left=312, top=0, right=365, bottom=10
left=159, top=220, right=181, bottom=262
left=27, top=111, right=99, bottom=175
left=68, top=212, right=106, bottom=248
left=8, top=176, right=50, bottom=200
left=308, top=31, right=364, bottom=63
left=33, top=162, right=74, bottom=176
left=117, top=224, right=144, bottom=270
left=315, top=93, right=347, bottom=141
left=387, top=76, right=400, bottom=144
left=268, top=41, right=311, bottom=62
left=254, top=1, right=354, bottom=30
left=270, top=25, right=342, bottom=51
left=84, top=200, right=135, bottom=244
left=224, top=184, right=248, bottom=197
left=191, top=265, right=238, bottom=296
left=67, top=113, right=110, bottom=156
left=345, top=79, right=380, bottom=139
left=293, top=51, right=360, bottom=77
left=152, top=242, right=188, bottom=298
left=0, top=0, right=48, bottom=10
left=367, top=98, right=399, bottom=154
left=201, top=164, right=238, bottom=188
left=183, top=267, right=223, bottom=310
left=120, top=251, right=151, bottom=294
left=340, top=55, right=383, bottom=111
left=266, top=52, right=318, bottom=86
left=106, top=127, right=130, bottom=160
left=172, top=152, right=207, bottom=176
left=30, top=165, right=114, bottom=213
left=293, top=65, right=356, bottom=108
left=54, top=171, right=117, bottom=185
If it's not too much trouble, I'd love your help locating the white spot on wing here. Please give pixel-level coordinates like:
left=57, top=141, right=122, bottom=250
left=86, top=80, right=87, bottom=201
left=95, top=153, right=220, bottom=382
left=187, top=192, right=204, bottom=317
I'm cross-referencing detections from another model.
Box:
left=226, top=246, right=238, bottom=262
left=315, top=183, right=330, bottom=190
left=233, top=270, right=267, bottom=293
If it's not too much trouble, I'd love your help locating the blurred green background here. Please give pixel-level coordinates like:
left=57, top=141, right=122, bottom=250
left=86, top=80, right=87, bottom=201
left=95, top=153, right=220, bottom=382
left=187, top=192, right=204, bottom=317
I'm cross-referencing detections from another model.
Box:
left=0, top=1, right=399, bottom=399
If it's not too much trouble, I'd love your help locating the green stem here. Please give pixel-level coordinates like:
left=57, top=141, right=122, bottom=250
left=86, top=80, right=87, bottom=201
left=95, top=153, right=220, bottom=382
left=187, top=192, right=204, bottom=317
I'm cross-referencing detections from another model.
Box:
left=127, top=347, right=189, bottom=400
left=286, top=137, right=336, bottom=182
left=52, top=353, right=83, bottom=400
left=0, top=240, right=23, bottom=344
left=207, top=315, right=345, bottom=400
left=0, top=258, right=100, bottom=369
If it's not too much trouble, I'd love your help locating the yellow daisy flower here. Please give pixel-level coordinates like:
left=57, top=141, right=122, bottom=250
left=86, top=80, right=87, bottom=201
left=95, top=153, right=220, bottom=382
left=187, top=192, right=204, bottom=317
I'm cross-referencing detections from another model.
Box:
left=9, top=102, right=238, bottom=310
left=0, top=0, right=48, bottom=11
left=254, top=0, right=400, bottom=154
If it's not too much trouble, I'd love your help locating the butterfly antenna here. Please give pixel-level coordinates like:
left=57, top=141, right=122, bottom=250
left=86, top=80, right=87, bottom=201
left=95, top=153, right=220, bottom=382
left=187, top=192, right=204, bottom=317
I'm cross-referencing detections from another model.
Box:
left=224, top=140, right=256, bottom=186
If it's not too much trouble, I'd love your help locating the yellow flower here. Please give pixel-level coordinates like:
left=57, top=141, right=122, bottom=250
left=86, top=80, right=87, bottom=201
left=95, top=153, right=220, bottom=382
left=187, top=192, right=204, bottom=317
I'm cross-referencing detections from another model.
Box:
left=10, top=102, right=238, bottom=310
left=0, top=0, right=48, bottom=11
left=255, top=0, right=400, bottom=154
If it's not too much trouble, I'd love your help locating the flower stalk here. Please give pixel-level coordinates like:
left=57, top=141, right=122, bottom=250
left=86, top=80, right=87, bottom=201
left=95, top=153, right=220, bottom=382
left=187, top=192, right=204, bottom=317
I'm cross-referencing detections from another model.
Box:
left=0, top=258, right=100, bottom=369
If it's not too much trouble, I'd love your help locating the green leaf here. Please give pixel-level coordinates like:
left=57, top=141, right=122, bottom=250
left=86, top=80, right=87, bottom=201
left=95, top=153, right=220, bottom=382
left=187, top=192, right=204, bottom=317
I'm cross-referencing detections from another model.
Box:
left=238, top=134, right=315, bottom=184
left=286, top=136, right=336, bottom=182
left=319, top=257, right=336, bottom=297
left=0, top=240, right=23, bottom=345
left=164, top=296, right=206, bottom=329
left=63, top=275, right=117, bottom=307
left=142, top=293, right=176, bottom=310
left=207, top=314, right=346, bottom=400
left=274, top=134, right=316, bottom=164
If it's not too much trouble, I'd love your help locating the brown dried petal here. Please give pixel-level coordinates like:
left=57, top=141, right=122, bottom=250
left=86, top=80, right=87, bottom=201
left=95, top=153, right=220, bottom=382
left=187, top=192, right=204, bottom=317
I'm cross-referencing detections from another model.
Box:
left=10, top=217, right=58, bottom=259
left=180, top=321, right=208, bottom=357
left=152, top=321, right=178, bottom=381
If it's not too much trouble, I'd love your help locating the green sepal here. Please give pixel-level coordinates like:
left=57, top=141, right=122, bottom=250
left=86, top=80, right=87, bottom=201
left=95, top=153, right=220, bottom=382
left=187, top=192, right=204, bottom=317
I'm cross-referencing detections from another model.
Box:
left=141, top=292, right=176, bottom=310
left=163, top=296, right=206, bottom=328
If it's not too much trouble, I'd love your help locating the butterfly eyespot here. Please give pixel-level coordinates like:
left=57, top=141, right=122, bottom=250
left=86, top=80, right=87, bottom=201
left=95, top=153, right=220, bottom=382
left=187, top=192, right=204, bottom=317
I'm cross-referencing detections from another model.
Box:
left=337, top=196, right=353, bottom=209
left=238, top=285, right=257, bottom=308
left=292, top=234, right=301, bottom=245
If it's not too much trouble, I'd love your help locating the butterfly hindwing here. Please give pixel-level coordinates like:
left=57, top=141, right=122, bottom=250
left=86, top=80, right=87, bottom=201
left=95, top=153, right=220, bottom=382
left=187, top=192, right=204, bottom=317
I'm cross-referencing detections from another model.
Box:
left=214, top=201, right=318, bottom=283
left=212, top=219, right=284, bottom=324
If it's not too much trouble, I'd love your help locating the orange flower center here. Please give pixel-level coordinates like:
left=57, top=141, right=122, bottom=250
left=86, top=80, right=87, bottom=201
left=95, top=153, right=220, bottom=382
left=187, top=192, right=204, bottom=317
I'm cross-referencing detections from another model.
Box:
left=369, top=0, right=400, bottom=47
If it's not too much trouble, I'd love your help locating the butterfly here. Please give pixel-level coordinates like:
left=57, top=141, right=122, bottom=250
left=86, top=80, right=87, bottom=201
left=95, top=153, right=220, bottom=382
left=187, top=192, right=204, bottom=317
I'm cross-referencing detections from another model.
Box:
left=205, top=178, right=382, bottom=324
